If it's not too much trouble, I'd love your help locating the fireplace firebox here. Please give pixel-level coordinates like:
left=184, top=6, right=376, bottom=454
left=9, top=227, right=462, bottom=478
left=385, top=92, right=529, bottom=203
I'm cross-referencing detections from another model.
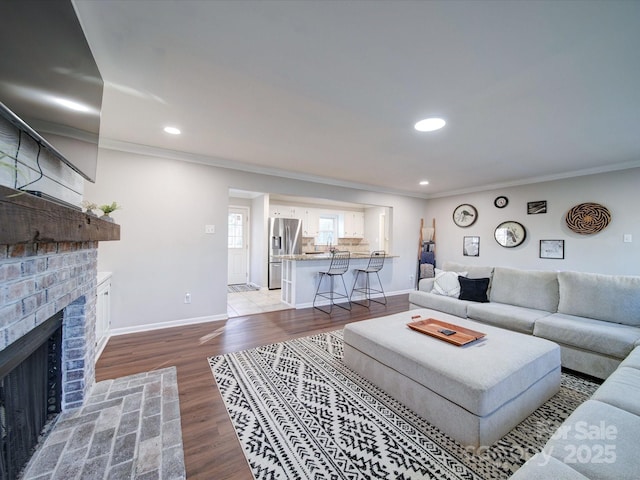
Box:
left=0, top=311, right=63, bottom=480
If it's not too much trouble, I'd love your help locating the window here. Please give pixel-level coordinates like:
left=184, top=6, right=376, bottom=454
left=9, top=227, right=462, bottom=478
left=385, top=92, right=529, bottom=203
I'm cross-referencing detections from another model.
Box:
left=317, top=215, right=337, bottom=245
left=228, top=213, right=243, bottom=248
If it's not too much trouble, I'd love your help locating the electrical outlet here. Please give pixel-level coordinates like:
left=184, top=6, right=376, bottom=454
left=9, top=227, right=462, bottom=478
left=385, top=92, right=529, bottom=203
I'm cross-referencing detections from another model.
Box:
left=184, top=293, right=191, bottom=304
left=623, top=234, right=632, bottom=243
left=205, top=225, right=216, bottom=234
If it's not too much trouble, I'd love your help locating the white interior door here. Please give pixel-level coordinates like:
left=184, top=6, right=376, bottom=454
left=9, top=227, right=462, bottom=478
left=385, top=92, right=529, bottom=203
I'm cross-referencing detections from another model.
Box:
left=228, top=207, right=249, bottom=285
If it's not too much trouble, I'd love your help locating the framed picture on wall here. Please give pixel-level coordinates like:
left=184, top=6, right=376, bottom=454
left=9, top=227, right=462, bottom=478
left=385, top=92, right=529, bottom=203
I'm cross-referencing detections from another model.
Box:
left=463, top=236, right=480, bottom=257
left=453, top=204, right=478, bottom=227
left=527, top=200, right=547, bottom=214
left=540, top=239, right=564, bottom=259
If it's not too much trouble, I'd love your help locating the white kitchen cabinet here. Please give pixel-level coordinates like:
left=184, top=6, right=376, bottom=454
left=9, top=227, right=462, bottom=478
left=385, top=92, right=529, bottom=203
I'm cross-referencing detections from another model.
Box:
left=339, top=211, right=365, bottom=238
left=303, top=208, right=319, bottom=237
left=272, top=204, right=364, bottom=238
left=269, top=204, right=298, bottom=218
left=96, top=272, right=112, bottom=360
left=353, top=212, right=365, bottom=238
left=269, top=205, right=282, bottom=217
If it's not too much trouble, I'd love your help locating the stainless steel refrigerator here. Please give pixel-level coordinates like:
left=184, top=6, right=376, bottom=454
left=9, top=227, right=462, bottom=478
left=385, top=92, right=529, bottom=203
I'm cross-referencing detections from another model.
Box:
left=268, top=217, right=302, bottom=289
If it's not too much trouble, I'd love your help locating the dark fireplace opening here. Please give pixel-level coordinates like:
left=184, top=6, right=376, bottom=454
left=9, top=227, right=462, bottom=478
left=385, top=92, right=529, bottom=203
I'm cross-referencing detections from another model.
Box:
left=0, top=311, right=63, bottom=480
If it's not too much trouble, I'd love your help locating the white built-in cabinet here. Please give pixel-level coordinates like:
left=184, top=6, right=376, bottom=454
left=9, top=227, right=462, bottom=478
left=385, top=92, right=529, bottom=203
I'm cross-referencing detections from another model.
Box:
left=339, top=211, right=365, bottom=238
left=268, top=205, right=281, bottom=217
left=96, top=272, right=112, bottom=360
left=269, top=205, right=297, bottom=218
left=303, top=209, right=319, bottom=237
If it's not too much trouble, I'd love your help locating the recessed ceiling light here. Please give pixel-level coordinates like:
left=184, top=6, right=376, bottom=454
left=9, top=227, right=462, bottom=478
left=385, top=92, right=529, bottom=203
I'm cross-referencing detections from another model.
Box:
left=419, top=180, right=429, bottom=185
left=163, top=126, right=181, bottom=135
left=414, top=118, right=446, bottom=132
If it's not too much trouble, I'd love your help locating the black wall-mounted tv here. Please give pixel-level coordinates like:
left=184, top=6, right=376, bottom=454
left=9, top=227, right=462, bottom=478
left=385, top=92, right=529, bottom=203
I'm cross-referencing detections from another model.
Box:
left=0, top=0, right=103, bottom=183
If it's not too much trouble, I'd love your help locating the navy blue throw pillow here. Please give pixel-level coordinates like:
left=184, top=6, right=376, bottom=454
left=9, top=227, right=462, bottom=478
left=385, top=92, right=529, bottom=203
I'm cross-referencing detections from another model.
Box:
left=458, top=276, right=490, bottom=303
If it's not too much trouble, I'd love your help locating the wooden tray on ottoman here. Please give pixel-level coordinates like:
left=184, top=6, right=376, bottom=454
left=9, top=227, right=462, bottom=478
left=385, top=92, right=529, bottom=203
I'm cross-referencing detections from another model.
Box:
left=407, top=317, right=486, bottom=346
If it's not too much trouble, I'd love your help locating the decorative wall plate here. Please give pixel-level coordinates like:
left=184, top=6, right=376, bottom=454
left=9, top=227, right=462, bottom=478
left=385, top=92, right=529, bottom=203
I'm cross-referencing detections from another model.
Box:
left=494, top=221, right=526, bottom=248
left=452, top=204, right=477, bottom=227
left=565, top=203, right=611, bottom=234
left=494, top=196, right=508, bottom=208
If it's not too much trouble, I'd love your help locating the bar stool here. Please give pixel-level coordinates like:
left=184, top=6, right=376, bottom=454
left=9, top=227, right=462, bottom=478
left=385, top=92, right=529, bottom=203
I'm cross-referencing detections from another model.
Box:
left=350, top=251, right=387, bottom=307
left=313, top=250, right=352, bottom=314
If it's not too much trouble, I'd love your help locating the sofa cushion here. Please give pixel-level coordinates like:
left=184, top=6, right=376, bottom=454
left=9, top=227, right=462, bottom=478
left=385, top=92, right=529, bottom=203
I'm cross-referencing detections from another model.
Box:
left=591, top=366, right=640, bottom=417
left=534, top=313, right=640, bottom=359
left=458, top=276, right=490, bottom=303
left=431, top=268, right=467, bottom=297
left=558, top=271, right=640, bottom=326
left=408, top=290, right=471, bottom=318
left=468, top=302, right=551, bottom=334
left=442, top=261, right=494, bottom=280
left=620, top=346, right=640, bottom=370
left=418, top=277, right=434, bottom=292
left=490, top=267, right=559, bottom=312
left=509, top=454, right=589, bottom=480
left=543, top=399, right=640, bottom=480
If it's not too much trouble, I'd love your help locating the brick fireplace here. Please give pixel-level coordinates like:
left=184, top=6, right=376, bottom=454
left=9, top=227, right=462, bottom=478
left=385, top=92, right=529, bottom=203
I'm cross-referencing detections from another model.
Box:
left=0, top=185, right=120, bottom=475
left=0, top=241, right=99, bottom=410
left=0, top=186, right=121, bottom=404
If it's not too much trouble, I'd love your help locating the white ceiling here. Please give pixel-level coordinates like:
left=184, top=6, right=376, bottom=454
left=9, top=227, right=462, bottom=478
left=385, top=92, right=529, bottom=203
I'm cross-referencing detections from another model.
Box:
left=73, top=0, right=640, bottom=198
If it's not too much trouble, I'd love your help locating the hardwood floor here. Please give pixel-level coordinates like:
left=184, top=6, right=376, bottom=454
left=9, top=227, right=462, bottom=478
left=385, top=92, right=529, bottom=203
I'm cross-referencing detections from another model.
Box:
left=96, top=294, right=410, bottom=479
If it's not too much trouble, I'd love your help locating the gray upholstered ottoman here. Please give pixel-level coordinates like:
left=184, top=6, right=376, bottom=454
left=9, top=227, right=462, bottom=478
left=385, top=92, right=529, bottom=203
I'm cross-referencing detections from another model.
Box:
left=343, top=308, right=561, bottom=449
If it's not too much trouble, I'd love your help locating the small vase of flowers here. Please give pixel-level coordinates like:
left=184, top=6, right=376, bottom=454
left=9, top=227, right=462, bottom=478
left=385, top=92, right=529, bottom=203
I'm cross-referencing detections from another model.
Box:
left=98, top=201, right=121, bottom=222
left=81, top=200, right=98, bottom=216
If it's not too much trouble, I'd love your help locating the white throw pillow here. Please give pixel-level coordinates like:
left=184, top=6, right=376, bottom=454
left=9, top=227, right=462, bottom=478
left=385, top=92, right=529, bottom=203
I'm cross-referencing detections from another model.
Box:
left=431, top=269, right=468, bottom=297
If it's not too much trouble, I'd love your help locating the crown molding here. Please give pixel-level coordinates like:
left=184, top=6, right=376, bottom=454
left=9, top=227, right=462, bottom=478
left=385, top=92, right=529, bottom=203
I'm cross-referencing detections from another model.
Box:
left=98, top=137, right=430, bottom=200
left=99, top=137, right=640, bottom=202
left=424, top=160, right=640, bottom=199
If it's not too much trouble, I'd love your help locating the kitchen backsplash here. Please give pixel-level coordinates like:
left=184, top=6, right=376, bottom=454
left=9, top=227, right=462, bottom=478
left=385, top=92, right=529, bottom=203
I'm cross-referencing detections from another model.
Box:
left=301, top=236, right=370, bottom=254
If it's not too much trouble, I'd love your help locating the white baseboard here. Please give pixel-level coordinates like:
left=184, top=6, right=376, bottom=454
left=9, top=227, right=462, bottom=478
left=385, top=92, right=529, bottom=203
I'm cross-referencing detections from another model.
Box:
left=296, top=289, right=412, bottom=309
left=109, top=313, right=228, bottom=336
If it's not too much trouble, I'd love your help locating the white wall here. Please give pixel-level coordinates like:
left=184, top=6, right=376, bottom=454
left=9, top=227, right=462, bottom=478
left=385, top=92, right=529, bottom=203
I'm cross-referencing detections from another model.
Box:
left=425, top=168, right=640, bottom=275
left=85, top=147, right=426, bottom=332
left=364, top=206, right=389, bottom=252
left=84, top=149, right=229, bottom=332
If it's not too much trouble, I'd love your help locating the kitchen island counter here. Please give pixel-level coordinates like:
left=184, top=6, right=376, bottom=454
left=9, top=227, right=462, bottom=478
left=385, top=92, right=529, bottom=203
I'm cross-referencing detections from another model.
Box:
left=278, top=253, right=397, bottom=308
left=274, top=252, right=398, bottom=261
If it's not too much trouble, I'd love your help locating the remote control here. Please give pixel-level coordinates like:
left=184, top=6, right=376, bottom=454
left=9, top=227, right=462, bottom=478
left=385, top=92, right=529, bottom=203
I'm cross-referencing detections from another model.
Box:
left=438, top=329, right=456, bottom=336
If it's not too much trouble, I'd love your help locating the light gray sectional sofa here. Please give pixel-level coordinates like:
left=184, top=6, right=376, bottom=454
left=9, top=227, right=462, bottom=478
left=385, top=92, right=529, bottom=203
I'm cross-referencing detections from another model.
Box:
left=409, top=261, right=640, bottom=379
left=511, top=345, right=640, bottom=480
left=408, top=261, right=640, bottom=479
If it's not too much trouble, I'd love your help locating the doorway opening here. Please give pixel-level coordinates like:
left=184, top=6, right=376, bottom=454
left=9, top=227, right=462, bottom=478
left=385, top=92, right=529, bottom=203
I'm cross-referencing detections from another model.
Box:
left=226, top=201, right=291, bottom=318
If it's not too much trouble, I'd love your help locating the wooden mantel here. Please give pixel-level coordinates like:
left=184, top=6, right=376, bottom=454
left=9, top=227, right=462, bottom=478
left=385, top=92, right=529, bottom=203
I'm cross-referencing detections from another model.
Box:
left=0, top=185, right=120, bottom=244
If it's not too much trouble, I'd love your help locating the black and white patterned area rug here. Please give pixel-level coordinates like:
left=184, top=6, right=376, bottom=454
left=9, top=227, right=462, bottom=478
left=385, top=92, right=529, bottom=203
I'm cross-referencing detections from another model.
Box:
left=209, top=330, right=598, bottom=480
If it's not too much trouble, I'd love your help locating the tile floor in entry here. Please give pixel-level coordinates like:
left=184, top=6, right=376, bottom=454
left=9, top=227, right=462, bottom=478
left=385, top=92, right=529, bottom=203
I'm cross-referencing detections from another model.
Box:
left=227, top=288, right=291, bottom=317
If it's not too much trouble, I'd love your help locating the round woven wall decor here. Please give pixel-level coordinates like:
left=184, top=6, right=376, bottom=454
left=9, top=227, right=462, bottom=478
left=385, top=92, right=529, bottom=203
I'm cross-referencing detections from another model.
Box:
left=565, top=202, right=611, bottom=234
